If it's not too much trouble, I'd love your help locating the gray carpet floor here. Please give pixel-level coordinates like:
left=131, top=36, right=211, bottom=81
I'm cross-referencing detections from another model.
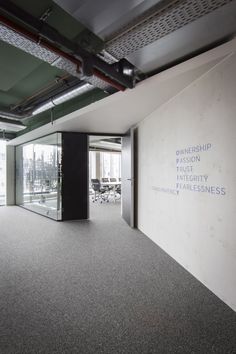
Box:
left=0, top=204, right=235, bottom=354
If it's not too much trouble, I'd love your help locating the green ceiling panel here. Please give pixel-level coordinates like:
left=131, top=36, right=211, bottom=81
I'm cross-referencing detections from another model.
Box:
left=0, top=92, right=22, bottom=107
left=12, top=62, right=66, bottom=98
left=0, top=41, right=42, bottom=92
left=0, top=42, right=67, bottom=108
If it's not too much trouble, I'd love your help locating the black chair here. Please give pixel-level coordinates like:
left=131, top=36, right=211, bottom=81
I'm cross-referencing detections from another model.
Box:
left=115, top=184, right=121, bottom=200
left=91, top=179, right=109, bottom=203
left=101, top=178, right=109, bottom=183
left=101, top=177, right=113, bottom=192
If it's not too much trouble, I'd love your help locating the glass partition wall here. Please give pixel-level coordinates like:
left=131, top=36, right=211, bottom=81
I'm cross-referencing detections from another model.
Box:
left=16, top=133, right=62, bottom=220
left=0, top=140, right=6, bottom=206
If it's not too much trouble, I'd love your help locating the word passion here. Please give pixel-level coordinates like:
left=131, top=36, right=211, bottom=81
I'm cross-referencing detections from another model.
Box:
left=175, top=143, right=226, bottom=196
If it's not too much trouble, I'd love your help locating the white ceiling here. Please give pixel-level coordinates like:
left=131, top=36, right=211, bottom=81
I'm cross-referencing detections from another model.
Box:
left=8, top=39, right=236, bottom=146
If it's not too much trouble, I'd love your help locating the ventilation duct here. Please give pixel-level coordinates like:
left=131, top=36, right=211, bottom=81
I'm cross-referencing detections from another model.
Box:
left=32, top=101, right=55, bottom=116
left=0, top=118, right=26, bottom=132
left=0, top=21, right=111, bottom=91
left=0, top=109, right=31, bottom=121
left=0, top=6, right=133, bottom=92
left=0, top=83, right=93, bottom=121
left=32, top=83, right=93, bottom=116
left=1, top=0, right=230, bottom=123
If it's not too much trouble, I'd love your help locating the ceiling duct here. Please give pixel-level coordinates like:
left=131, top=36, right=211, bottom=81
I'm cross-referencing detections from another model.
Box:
left=0, top=21, right=110, bottom=91
left=0, top=1, right=133, bottom=122
left=0, top=118, right=26, bottom=132
left=32, top=83, right=93, bottom=116
left=0, top=82, right=93, bottom=121
left=105, top=0, right=234, bottom=60
left=0, top=20, right=110, bottom=120
left=0, top=109, right=31, bottom=121
left=0, top=3, right=134, bottom=91
left=0, top=0, right=232, bottom=123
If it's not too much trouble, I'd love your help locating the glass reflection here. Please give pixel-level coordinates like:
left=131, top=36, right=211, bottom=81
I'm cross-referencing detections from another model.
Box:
left=16, top=133, right=62, bottom=220
left=0, top=140, right=6, bottom=206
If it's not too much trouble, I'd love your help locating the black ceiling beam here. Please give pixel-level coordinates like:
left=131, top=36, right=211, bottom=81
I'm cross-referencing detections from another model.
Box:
left=0, top=0, right=134, bottom=89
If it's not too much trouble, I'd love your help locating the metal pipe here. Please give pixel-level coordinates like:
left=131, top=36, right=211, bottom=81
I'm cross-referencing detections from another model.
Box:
left=11, top=74, right=71, bottom=111
left=0, top=14, right=80, bottom=67
left=31, top=83, right=94, bottom=116
left=0, top=110, right=32, bottom=121
left=93, top=69, right=126, bottom=92
left=0, top=4, right=131, bottom=90
left=0, top=117, right=26, bottom=130
left=0, top=82, right=94, bottom=121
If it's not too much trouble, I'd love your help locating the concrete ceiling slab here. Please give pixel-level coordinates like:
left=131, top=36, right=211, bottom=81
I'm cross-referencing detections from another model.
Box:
left=0, top=41, right=41, bottom=92
left=53, top=0, right=162, bottom=40
left=127, top=1, right=236, bottom=73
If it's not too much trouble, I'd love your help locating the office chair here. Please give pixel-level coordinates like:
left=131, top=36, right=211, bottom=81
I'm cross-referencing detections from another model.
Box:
left=91, top=179, right=109, bottom=203
left=101, top=177, right=113, bottom=192
left=101, top=177, right=109, bottom=183
left=115, top=184, right=121, bottom=200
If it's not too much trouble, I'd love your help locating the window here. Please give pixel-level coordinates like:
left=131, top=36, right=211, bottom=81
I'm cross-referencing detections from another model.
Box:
left=89, top=151, right=121, bottom=180
left=100, top=152, right=121, bottom=178
left=15, top=133, right=62, bottom=220
left=89, top=151, right=97, bottom=180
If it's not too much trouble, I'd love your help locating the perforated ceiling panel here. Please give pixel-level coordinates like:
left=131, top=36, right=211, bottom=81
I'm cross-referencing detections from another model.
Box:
left=106, top=0, right=234, bottom=59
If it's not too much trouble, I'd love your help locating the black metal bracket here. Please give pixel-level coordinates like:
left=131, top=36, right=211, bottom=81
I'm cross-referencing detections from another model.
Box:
left=40, top=7, right=52, bottom=23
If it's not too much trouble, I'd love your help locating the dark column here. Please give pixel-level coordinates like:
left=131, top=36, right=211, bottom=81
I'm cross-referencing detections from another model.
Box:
left=62, top=132, right=88, bottom=221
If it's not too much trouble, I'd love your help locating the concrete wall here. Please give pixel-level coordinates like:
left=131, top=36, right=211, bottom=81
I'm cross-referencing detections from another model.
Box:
left=137, top=49, right=236, bottom=311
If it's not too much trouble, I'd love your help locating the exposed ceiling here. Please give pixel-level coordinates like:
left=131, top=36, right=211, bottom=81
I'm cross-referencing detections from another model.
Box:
left=9, top=37, right=235, bottom=146
left=0, top=0, right=236, bottom=137
left=54, top=0, right=236, bottom=73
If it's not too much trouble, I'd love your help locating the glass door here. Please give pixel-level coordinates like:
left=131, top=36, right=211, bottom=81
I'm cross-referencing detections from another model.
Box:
left=121, top=129, right=134, bottom=227
left=0, top=140, right=6, bottom=206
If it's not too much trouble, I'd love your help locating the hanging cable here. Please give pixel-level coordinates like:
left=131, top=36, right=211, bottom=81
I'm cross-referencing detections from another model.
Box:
left=51, top=108, right=54, bottom=125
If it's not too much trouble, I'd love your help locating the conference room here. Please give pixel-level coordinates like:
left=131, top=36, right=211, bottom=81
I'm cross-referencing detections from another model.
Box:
left=89, top=136, right=122, bottom=218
